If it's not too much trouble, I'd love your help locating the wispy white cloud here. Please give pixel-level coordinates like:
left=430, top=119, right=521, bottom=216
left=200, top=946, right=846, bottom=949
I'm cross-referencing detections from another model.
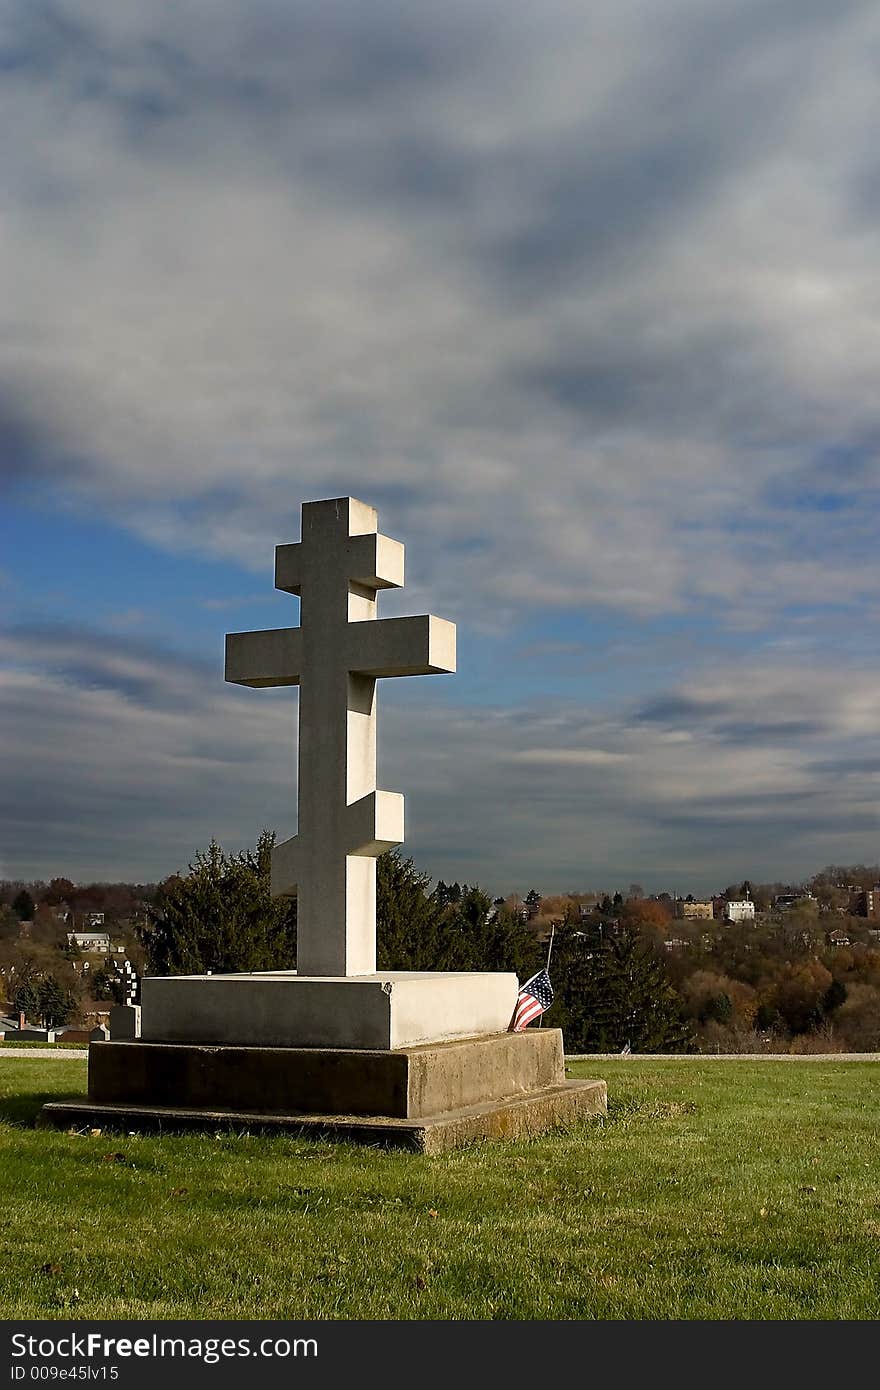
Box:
left=1, top=0, right=879, bottom=630
left=3, top=3, right=880, bottom=887
left=385, top=656, right=880, bottom=890
left=0, top=625, right=297, bottom=880
left=512, top=748, right=632, bottom=767
left=2, top=625, right=876, bottom=892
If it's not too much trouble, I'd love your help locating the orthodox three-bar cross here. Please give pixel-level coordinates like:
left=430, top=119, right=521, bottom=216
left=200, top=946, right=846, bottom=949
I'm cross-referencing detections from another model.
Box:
left=225, top=497, right=456, bottom=976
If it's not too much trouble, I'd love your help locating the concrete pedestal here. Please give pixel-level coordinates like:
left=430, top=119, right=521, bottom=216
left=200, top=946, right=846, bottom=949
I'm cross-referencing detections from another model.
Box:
left=38, top=1029, right=607, bottom=1154
left=139, top=971, right=519, bottom=1050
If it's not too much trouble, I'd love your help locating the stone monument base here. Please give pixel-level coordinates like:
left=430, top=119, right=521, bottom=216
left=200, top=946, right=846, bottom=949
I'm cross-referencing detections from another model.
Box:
left=38, top=1030, right=607, bottom=1154
left=138, top=970, right=519, bottom=1050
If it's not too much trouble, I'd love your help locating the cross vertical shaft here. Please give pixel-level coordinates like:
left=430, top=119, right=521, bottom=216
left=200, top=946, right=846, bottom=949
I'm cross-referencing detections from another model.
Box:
left=295, top=501, right=378, bottom=975
left=225, top=497, right=456, bottom=976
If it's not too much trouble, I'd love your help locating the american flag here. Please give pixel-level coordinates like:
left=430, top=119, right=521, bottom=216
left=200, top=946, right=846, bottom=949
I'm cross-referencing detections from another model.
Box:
left=509, top=968, right=554, bottom=1031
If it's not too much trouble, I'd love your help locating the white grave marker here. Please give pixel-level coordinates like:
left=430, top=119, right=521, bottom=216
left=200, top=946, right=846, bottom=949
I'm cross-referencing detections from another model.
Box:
left=226, top=497, right=455, bottom=976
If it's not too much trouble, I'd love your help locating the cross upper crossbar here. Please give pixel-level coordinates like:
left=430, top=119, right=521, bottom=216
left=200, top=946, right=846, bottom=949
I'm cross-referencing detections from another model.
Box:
left=225, top=614, right=454, bottom=688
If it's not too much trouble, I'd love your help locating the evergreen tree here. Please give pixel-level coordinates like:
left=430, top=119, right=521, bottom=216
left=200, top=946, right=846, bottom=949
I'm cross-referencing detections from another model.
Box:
left=432, top=886, right=496, bottom=970
left=435, top=880, right=462, bottom=909
left=823, top=978, right=847, bottom=1014
left=91, top=962, right=125, bottom=1005
left=12, top=978, right=40, bottom=1023
left=37, top=974, right=76, bottom=1028
left=701, top=991, right=733, bottom=1024
left=550, top=922, right=693, bottom=1053
left=376, top=851, right=447, bottom=969
left=438, top=889, right=540, bottom=976
left=599, top=927, right=692, bottom=1051
left=63, top=937, right=82, bottom=963
left=0, top=905, right=19, bottom=942
left=138, top=838, right=537, bottom=983
left=377, top=853, right=540, bottom=977
left=12, top=889, right=34, bottom=921
left=140, top=832, right=297, bottom=975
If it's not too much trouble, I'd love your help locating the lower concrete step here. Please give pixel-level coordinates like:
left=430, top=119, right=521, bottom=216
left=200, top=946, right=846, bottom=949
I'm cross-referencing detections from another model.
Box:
left=38, top=1079, right=607, bottom=1155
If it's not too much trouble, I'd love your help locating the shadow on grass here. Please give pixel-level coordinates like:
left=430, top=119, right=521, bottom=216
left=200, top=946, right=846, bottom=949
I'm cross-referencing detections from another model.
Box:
left=0, top=1091, right=83, bottom=1127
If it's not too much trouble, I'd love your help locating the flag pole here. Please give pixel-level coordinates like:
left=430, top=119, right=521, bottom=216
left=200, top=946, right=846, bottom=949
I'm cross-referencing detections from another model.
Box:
left=538, top=923, right=555, bottom=1027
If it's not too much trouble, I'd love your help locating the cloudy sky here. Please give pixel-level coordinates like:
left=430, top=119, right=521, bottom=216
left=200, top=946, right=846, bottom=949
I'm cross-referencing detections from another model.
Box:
left=2, top=0, right=879, bottom=894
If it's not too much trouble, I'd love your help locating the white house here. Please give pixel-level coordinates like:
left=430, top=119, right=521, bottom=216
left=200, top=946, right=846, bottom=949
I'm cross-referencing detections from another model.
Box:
left=725, top=900, right=756, bottom=923
left=67, top=930, right=111, bottom=953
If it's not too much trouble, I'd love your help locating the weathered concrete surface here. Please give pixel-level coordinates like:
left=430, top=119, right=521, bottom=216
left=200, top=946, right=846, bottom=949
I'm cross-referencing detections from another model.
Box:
left=140, top=971, right=518, bottom=1050
left=225, top=496, right=455, bottom=976
left=406, top=1029, right=565, bottom=1116
left=86, top=1029, right=566, bottom=1119
left=38, top=1079, right=607, bottom=1153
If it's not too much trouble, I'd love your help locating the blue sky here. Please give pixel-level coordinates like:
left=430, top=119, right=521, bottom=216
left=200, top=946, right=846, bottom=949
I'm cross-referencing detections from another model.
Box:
left=1, top=0, right=879, bottom=894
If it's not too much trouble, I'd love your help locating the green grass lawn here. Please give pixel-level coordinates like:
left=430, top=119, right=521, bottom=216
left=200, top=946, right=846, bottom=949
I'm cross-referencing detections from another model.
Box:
left=2, top=1056, right=878, bottom=1320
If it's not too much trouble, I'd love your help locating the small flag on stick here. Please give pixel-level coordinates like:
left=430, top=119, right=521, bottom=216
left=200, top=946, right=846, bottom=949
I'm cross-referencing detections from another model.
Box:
left=509, top=967, right=554, bottom=1032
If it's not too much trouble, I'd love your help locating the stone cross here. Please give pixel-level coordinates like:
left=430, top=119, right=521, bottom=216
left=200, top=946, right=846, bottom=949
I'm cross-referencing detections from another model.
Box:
left=225, top=497, right=456, bottom=977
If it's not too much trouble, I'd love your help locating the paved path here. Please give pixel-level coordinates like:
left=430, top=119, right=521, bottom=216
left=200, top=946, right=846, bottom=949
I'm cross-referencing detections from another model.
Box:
left=0, top=1047, right=88, bottom=1059
left=569, top=1052, right=880, bottom=1061
left=4, top=1047, right=878, bottom=1062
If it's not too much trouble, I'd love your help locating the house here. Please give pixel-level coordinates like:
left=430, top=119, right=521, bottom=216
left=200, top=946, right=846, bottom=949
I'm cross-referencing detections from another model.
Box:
left=773, top=893, right=817, bottom=912
left=67, top=930, right=111, bottom=953
left=674, top=899, right=714, bottom=921
left=725, top=899, right=756, bottom=923
left=860, top=886, right=880, bottom=919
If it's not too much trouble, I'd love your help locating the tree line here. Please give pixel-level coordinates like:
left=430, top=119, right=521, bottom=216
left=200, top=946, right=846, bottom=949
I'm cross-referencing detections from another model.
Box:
left=5, top=845, right=879, bottom=1050
left=133, top=836, right=692, bottom=1052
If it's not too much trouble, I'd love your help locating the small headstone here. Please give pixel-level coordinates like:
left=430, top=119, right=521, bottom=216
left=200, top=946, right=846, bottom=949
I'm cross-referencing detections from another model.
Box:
left=109, top=1005, right=141, bottom=1040
left=89, top=1024, right=111, bottom=1041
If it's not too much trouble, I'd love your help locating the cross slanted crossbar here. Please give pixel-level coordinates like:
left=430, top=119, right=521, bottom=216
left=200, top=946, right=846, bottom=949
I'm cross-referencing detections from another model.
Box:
left=225, top=497, right=455, bottom=976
